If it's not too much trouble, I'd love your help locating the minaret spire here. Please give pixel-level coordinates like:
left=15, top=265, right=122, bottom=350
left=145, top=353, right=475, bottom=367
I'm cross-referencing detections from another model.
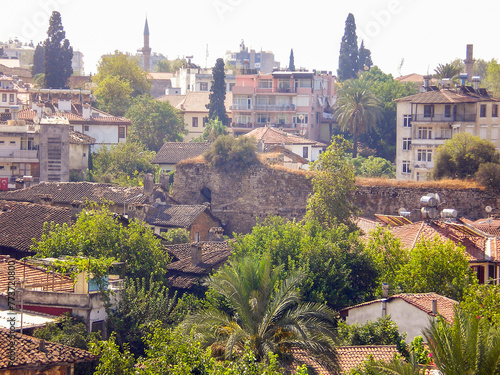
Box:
left=142, top=17, right=151, bottom=72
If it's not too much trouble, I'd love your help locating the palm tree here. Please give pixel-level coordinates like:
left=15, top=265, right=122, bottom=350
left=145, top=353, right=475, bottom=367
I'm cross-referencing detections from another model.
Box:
left=181, top=255, right=339, bottom=371
left=364, top=352, right=429, bottom=375
left=334, top=78, right=380, bottom=158
left=423, top=308, right=500, bottom=375
left=434, top=61, right=462, bottom=80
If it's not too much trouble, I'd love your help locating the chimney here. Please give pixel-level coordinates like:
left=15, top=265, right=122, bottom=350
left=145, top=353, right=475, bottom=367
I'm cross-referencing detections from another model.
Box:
left=39, top=339, right=46, bottom=352
left=382, top=283, right=389, bottom=298
left=208, top=227, right=224, bottom=241
left=36, top=194, right=53, bottom=206
left=191, top=242, right=203, bottom=265
left=431, top=299, right=438, bottom=315
left=159, top=173, right=170, bottom=192
left=82, top=103, right=91, bottom=119
left=10, top=105, right=19, bottom=121
left=71, top=200, right=84, bottom=221
left=464, top=44, right=474, bottom=82
left=143, top=173, right=154, bottom=198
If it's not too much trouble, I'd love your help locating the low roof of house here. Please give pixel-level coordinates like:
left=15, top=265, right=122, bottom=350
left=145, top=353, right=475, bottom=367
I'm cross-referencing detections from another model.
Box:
left=394, top=87, right=499, bottom=104
left=148, top=72, right=174, bottom=80
left=152, top=142, right=210, bottom=165
left=69, top=130, right=95, bottom=145
left=246, top=126, right=327, bottom=147
left=0, top=327, right=97, bottom=369
left=0, top=182, right=152, bottom=206
left=157, top=91, right=233, bottom=113
left=146, top=203, right=219, bottom=228
left=18, top=105, right=131, bottom=125
left=340, top=293, right=458, bottom=323
left=0, top=308, right=57, bottom=330
left=165, top=241, right=232, bottom=289
left=0, top=201, right=72, bottom=253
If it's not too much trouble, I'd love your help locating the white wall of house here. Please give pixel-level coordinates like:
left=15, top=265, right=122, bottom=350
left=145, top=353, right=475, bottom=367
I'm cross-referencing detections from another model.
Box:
left=69, top=143, right=90, bottom=172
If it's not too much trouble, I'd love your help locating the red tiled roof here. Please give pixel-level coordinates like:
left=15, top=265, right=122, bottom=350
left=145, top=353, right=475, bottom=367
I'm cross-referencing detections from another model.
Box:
left=146, top=203, right=217, bottom=228
left=245, top=127, right=325, bottom=146
left=152, top=142, right=210, bottom=165
left=0, top=327, right=96, bottom=369
left=356, top=217, right=382, bottom=235
left=69, top=130, right=95, bottom=145
left=17, top=107, right=131, bottom=125
left=394, top=89, right=499, bottom=104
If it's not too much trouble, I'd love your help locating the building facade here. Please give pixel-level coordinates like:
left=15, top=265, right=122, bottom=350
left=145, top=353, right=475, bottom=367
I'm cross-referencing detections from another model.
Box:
left=230, top=70, right=336, bottom=141
left=224, top=40, right=280, bottom=74
left=395, top=84, right=500, bottom=181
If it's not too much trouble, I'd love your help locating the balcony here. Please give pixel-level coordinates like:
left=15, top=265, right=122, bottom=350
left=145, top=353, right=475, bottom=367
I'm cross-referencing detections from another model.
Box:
left=275, top=87, right=295, bottom=93
left=0, top=149, right=38, bottom=160
left=230, top=104, right=253, bottom=111
left=231, top=123, right=254, bottom=129
left=254, top=104, right=296, bottom=111
left=412, top=114, right=476, bottom=123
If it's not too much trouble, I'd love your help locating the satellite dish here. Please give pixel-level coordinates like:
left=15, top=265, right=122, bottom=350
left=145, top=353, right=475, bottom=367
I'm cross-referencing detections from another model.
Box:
left=398, top=207, right=407, bottom=216
left=486, top=206, right=493, bottom=213
left=298, top=114, right=304, bottom=120
left=44, top=107, right=52, bottom=115
left=33, top=116, right=40, bottom=124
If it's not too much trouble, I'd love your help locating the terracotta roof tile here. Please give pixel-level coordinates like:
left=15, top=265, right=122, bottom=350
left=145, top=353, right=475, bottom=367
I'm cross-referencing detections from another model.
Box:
left=69, top=130, right=95, bottom=145
left=152, top=142, right=210, bottom=164
left=394, top=88, right=499, bottom=104
left=245, top=127, right=323, bottom=146
left=356, top=217, right=381, bottom=235
left=0, top=327, right=96, bottom=369
left=0, top=200, right=72, bottom=253
left=157, top=91, right=232, bottom=112
left=146, top=203, right=215, bottom=228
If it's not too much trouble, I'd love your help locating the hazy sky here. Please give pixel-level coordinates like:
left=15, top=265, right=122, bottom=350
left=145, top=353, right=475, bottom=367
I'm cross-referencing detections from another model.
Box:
left=3, top=0, right=499, bottom=77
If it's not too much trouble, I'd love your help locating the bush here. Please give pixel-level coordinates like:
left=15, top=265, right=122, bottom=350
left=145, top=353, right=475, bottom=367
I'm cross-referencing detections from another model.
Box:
left=162, top=228, right=191, bottom=244
left=203, top=135, right=258, bottom=172
left=475, top=162, right=500, bottom=190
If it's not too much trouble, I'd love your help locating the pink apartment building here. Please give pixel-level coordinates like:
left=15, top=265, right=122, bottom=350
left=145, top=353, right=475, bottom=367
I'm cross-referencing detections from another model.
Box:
left=229, top=70, right=336, bottom=142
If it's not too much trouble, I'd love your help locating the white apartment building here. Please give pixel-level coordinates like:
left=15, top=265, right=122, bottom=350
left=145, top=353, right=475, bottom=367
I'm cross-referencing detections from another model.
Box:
left=395, top=84, right=500, bottom=181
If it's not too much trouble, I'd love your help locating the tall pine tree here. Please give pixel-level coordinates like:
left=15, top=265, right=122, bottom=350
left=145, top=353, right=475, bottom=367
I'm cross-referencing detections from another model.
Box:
left=289, top=49, right=295, bottom=71
left=206, top=58, right=228, bottom=125
left=338, top=13, right=359, bottom=81
left=358, top=40, right=373, bottom=72
left=43, top=11, right=73, bottom=88
left=32, top=43, right=45, bottom=76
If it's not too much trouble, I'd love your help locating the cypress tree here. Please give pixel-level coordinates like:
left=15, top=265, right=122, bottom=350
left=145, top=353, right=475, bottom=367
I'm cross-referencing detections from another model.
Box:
left=358, top=40, right=373, bottom=72
left=32, top=43, right=45, bottom=76
left=43, top=11, right=73, bottom=88
left=289, top=49, right=295, bottom=71
left=338, top=13, right=358, bottom=81
left=206, top=58, right=228, bottom=125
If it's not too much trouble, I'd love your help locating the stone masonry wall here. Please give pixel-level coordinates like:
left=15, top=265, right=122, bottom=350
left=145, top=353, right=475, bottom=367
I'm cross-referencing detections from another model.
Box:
left=172, top=161, right=500, bottom=235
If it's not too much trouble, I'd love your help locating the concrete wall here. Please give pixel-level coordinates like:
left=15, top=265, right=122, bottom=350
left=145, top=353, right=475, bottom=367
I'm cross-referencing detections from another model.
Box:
left=172, top=161, right=500, bottom=235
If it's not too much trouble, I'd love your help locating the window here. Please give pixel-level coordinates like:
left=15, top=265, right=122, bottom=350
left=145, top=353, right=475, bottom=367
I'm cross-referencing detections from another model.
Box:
left=402, top=161, right=410, bottom=174
left=465, top=125, right=475, bottom=135
left=293, top=114, right=308, bottom=125
left=0, top=166, right=3, bottom=170
left=1, top=94, right=6, bottom=102
left=84, top=125, right=90, bottom=131
left=303, top=147, right=309, bottom=159
left=403, top=115, right=411, bottom=127
left=69, top=126, right=74, bottom=131
left=118, top=126, right=126, bottom=138
left=295, top=79, right=312, bottom=88
left=423, top=105, right=434, bottom=118
left=9, top=94, right=14, bottom=103
left=493, top=104, right=498, bottom=118
left=480, top=104, right=487, bottom=118
left=417, top=149, right=432, bottom=162
left=200, top=82, right=208, bottom=91
left=492, top=125, right=499, bottom=141
left=480, top=125, right=488, bottom=139
left=9, top=141, right=15, bottom=145
left=203, top=117, right=208, bottom=127
left=402, top=138, right=411, bottom=150
left=192, top=117, right=199, bottom=127
left=257, top=79, right=272, bottom=89
left=257, top=96, right=271, bottom=106
left=418, top=127, right=432, bottom=139
left=195, top=232, right=200, bottom=242
left=83, top=153, right=86, bottom=157
left=20, top=136, right=35, bottom=150
left=229, top=83, right=235, bottom=92
left=0, top=141, right=4, bottom=144
left=275, top=114, right=290, bottom=125
left=444, top=105, right=451, bottom=118
left=257, top=113, right=270, bottom=124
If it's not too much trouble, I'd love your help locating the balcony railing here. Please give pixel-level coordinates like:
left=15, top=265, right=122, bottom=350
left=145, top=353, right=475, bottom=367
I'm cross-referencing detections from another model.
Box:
left=254, top=104, right=295, bottom=111
left=412, top=114, right=476, bottom=122
left=275, top=87, right=295, bottom=93
left=0, top=150, right=38, bottom=159
left=230, top=104, right=252, bottom=110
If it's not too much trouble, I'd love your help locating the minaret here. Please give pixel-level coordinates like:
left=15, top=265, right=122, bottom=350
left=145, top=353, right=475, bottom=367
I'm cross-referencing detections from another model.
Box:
left=142, top=18, right=151, bottom=72
left=464, top=44, right=474, bottom=83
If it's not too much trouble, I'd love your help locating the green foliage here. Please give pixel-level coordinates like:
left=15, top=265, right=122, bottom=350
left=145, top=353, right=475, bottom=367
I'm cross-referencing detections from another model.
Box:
left=408, top=336, right=431, bottom=366
left=161, top=228, right=191, bottom=244
left=461, top=283, right=500, bottom=325
left=289, top=49, right=295, bottom=71
left=349, top=155, right=395, bottom=178
left=306, top=136, right=359, bottom=228
left=193, top=118, right=229, bottom=142
left=358, top=41, right=372, bottom=72
left=126, top=95, right=186, bottom=152
left=31, top=43, right=45, bottom=76
left=434, top=61, right=462, bottom=79
left=475, top=162, right=500, bottom=190
left=337, top=317, right=408, bottom=357
left=358, top=67, right=419, bottom=161
left=31, top=203, right=168, bottom=282
left=34, top=313, right=101, bottom=350
left=90, top=142, right=159, bottom=186
left=433, top=133, right=500, bottom=180
left=231, top=217, right=378, bottom=310
left=155, top=58, right=187, bottom=73
left=94, top=75, right=133, bottom=116
left=356, top=352, right=429, bottom=375
left=484, top=59, right=500, bottom=97
left=108, top=277, right=177, bottom=355
left=43, top=11, right=73, bottom=88
left=335, top=78, right=381, bottom=158
left=338, top=13, right=359, bottom=81
left=207, top=58, right=229, bottom=124
left=203, top=135, right=258, bottom=172
left=424, top=308, right=500, bottom=375
left=90, top=333, right=136, bottom=375
left=182, top=255, right=338, bottom=370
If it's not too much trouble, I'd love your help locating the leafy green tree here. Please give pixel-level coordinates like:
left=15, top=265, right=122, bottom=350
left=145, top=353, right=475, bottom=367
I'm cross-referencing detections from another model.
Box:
left=90, top=333, right=136, bottom=375
left=461, top=283, right=500, bottom=325
left=484, top=58, right=500, bottom=98
left=475, top=162, right=500, bottom=190
left=349, top=155, right=395, bottom=178
left=434, top=61, right=462, bottom=79
left=358, top=40, right=372, bottom=72
left=161, top=228, right=191, bottom=244
left=433, top=133, right=500, bottom=180
left=33, top=73, right=45, bottom=89
left=231, top=217, right=378, bottom=310
left=338, top=13, right=359, bottom=81
left=31, top=43, right=45, bottom=76
left=289, top=48, right=295, bottom=71
left=207, top=58, right=229, bottom=124
left=424, top=308, right=500, bottom=375
left=192, top=118, right=229, bottom=142
left=93, top=75, right=133, bottom=116
left=335, top=77, right=381, bottom=158
left=90, top=142, right=159, bottom=186
left=203, top=135, right=258, bottom=172
left=306, top=136, right=359, bottom=228
left=31, top=203, right=168, bottom=282
left=182, top=255, right=339, bottom=370
left=126, top=95, right=186, bottom=152
left=155, top=58, right=187, bottom=73
left=358, top=353, right=429, bottom=375
left=43, top=11, right=73, bottom=88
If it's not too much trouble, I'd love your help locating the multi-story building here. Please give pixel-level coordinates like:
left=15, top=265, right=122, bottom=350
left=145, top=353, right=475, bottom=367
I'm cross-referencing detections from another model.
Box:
left=224, top=40, right=280, bottom=73
left=0, top=38, right=35, bottom=69
left=172, top=66, right=236, bottom=95
left=230, top=70, right=336, bottom=142
left=395, top=80, right=500, bottom=181
left=0, top=76, right=19, bottom=118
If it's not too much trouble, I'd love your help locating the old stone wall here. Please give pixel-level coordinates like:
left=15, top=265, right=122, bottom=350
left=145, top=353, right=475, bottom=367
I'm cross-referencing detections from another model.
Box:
left=172, top=161, right=500, bottom=235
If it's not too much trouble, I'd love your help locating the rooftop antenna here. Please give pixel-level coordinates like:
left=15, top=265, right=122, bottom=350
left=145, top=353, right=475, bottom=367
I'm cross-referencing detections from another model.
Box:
left=205, top=44, right=209, bottom=69
left=397, top=58, right=404, bottom=77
